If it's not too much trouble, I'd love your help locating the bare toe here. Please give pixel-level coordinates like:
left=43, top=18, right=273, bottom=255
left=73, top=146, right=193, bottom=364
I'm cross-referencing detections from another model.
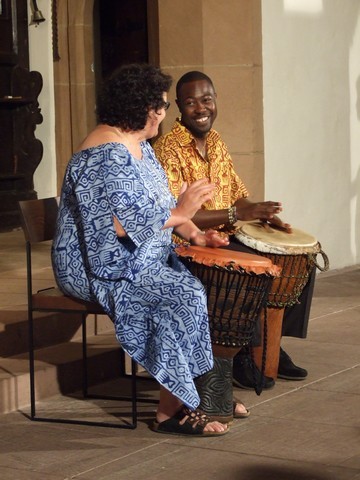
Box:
left=203, top=420, right=228, bottom=433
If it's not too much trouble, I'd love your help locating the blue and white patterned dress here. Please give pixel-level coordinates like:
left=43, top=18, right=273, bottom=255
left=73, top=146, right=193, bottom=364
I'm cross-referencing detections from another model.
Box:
left=52, top=141, right=213, bottom=409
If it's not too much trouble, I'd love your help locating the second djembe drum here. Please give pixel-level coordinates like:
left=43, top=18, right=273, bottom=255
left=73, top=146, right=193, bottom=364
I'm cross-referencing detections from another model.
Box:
left=236, top=221, right=329, bottom=378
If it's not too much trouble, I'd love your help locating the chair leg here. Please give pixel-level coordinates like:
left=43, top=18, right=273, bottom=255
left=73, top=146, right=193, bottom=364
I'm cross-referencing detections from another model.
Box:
left=28, top=311, right=138, bottom=429
left=82, top=314, right=157, bottom=428
left=80, top=314, right=139, bottom=429
left=28, top=304, right=158, bottom=429
left=82, top=314, right=88, bottom=398
left=130, top=358, right=138, bottom=427
left=26, top=241, right=36, bottom=420
left=28, top=308, right=36, bottom=419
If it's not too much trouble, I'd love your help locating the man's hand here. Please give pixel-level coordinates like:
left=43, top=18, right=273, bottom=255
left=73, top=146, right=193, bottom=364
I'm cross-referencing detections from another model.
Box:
left=262, top=216, right=292, bottom=234
left=234, top=198, right=292, bottom=233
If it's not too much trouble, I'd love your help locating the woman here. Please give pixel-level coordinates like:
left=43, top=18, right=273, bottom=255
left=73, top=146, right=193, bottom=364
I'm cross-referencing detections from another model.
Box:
left=52, top=64, right=230, bottom=436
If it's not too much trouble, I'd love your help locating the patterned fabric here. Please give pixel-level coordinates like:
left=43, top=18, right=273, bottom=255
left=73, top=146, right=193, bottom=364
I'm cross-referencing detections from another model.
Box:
left=52, top=141, right=213, bottom=409
left=153, top=119, right=249, bottom=213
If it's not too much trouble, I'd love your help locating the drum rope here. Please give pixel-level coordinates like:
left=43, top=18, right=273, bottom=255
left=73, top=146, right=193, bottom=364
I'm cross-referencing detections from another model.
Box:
left=185, top=260, right=273, bottom=348
left=259, top=306, right=268, bottom=396
left=263, top=254, right=312, bottom=308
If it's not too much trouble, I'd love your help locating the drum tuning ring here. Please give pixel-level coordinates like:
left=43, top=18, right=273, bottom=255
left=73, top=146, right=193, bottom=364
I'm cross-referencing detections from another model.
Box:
left=309, top=248, right=330, bottom=272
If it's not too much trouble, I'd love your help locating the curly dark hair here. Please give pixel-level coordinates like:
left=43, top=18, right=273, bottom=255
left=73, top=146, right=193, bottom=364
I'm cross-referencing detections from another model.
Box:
left=96, top=63, right=172, bottom=131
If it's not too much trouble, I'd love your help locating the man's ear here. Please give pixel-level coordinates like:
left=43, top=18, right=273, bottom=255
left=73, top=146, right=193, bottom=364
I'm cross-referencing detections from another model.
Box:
left=175, top=98, right=180, bottom=110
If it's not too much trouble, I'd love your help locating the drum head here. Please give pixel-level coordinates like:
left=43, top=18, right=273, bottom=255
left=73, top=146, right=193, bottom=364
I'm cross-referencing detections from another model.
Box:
left=175, top=245, right=281, bottom=277
left=235, top=221, right=320, bottom=255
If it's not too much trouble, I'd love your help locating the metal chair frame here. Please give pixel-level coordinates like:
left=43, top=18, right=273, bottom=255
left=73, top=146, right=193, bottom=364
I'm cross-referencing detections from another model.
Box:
left=19, top=197, right=154, bottom=429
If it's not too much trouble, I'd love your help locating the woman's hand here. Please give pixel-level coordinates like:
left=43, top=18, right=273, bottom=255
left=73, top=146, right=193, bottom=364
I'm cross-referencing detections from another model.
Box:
left=190, top=229, right=230, bottom=247
left=175, top=179, right=215, bottom=221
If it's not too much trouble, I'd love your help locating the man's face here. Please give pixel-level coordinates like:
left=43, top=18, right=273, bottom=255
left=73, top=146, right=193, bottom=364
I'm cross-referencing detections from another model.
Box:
left=176, top=79, right=217, bottom=138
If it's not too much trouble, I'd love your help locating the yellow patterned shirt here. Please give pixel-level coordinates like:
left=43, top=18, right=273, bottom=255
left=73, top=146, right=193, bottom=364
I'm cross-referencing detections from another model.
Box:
left=154, top=119, right=249, bottom=211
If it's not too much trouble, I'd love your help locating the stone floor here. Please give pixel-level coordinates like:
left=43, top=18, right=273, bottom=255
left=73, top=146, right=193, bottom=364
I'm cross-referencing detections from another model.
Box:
left=0, top=229, right=359, bottom=479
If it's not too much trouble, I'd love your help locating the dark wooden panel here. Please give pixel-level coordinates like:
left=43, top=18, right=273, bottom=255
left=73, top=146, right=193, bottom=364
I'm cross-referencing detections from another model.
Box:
left=0, top=0, right=42, bottom=230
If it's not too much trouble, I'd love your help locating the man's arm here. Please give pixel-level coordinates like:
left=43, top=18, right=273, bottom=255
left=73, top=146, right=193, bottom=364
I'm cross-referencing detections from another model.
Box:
left=192, top=208, right=233, bottom=230
left=192, top=198, right=291, bottom=231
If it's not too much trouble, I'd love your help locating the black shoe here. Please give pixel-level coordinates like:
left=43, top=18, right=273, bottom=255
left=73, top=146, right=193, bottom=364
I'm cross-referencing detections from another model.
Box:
left=277, top=347, right=308, bottom=380
left=233, top=353, right=275, bottom=390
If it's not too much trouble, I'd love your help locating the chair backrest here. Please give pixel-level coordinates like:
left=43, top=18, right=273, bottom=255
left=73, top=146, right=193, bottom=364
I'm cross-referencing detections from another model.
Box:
left=18, top=197, right=60, bottom=243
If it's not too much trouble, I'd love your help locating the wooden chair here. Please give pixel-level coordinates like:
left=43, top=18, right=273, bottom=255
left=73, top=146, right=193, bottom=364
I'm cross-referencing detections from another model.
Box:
left=18, top=197, right=149, bottom=429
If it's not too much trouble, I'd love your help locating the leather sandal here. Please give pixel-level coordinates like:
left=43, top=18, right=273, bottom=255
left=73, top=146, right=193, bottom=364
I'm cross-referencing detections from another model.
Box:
left=151, top=406, right=229, bottom=437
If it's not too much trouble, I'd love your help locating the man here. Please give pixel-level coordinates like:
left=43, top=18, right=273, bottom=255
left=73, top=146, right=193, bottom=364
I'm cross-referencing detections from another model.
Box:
left=154, top=71, right=313, bottom=392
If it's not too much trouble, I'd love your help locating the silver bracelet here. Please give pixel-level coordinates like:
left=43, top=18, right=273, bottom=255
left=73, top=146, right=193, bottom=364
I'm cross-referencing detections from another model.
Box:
left=228, top=205, right=237, bottom=225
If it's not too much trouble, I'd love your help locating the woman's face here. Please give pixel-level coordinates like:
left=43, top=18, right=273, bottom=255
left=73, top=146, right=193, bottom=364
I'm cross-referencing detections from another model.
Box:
left=145, top=93, right=169, bottom=139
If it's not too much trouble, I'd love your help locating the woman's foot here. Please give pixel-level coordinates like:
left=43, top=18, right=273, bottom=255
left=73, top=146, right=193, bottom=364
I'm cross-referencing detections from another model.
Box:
left=152, top=406, right=229, bottom=436
left=233, top=400, right=250, bottom=419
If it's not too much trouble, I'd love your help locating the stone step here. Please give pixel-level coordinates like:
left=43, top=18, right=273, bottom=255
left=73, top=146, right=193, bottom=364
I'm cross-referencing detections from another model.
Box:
left=0, top=332, right=127, bottom=414
left=0, top=307, right=78, bottom=357
left=0, top=302, right=115, bottom=357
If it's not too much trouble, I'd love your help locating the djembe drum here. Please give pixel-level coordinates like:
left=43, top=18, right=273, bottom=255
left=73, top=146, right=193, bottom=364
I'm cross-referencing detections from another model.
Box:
left=175, top=245, right=281, bottom=423
left=236, top=221, right=329, bottom=378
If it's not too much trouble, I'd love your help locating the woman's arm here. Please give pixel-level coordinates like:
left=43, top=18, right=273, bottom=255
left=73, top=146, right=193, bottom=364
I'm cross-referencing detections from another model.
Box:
left=113, top=216, right=126, bottom=237
left=113, top=178, right=218, bottom=239
left=163, top=178, right=215, bottom=229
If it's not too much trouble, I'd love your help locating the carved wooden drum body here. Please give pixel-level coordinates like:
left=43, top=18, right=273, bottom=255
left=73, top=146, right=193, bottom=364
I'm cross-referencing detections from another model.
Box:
left=175, top=245, right=280, bottom=422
